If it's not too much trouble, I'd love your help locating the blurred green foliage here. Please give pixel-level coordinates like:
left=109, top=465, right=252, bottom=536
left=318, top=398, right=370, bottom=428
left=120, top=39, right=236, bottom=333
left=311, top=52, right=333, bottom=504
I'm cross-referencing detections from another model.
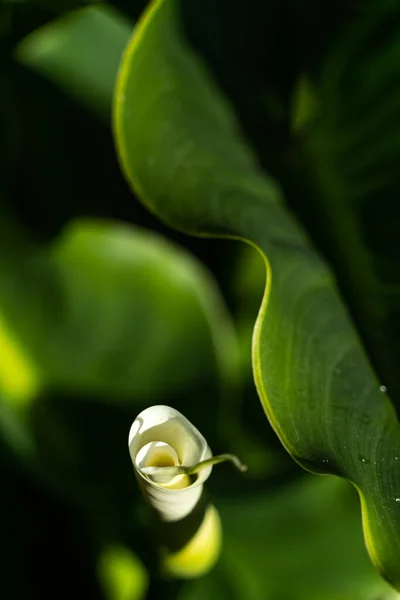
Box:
left=0, top=1, right=399, bottom=599
left=16, top=6, right=131, bottom=118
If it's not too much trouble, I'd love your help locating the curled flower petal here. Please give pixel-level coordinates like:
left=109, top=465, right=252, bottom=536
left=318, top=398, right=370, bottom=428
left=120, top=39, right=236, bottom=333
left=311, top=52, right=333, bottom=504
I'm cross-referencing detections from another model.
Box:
left=128, top=405, right=212, bottom=522
left=128, top=405, right=221, bottom=578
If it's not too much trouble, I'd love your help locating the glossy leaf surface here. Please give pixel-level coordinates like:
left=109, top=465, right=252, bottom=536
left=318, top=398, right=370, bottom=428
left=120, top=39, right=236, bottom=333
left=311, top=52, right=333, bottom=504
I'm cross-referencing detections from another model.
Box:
left=114, top=0, right=400, bottom=587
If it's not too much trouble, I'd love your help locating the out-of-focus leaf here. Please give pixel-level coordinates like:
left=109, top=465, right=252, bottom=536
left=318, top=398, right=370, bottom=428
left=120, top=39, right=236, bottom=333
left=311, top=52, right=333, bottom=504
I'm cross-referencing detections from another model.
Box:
left=179, top=477, right=393, bottom=600
left=301, top=4, right=400, bottom=408
left=0, top=218, right=235, bottom=404
left=113, top=0, right=400, bottom=588
left=16, top=5, right=132, bottom=118
left=97, top=545, right=148, bottom=600
left=0, top=217, right=238, bottom=518
left=291, top=74, right=318, bottom=132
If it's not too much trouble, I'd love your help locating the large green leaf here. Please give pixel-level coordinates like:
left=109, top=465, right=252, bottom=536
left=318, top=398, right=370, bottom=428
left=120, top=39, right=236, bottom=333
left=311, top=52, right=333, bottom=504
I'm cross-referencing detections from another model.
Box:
left=179, top=476, right=393, bottom=600
left=0, top=217, right=234, bottom=404
left=113, top=0, right=400, bottom=588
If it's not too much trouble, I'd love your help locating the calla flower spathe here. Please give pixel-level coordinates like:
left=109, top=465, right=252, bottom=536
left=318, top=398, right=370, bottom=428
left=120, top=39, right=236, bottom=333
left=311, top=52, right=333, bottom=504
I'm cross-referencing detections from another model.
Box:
left=128, top=405, right=245, bottom=579
left=129, top=405, right=212, bottom=521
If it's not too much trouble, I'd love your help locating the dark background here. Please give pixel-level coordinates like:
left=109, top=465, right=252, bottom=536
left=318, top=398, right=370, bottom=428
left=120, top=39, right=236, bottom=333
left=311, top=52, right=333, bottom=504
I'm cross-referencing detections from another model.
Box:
left=0, top=1, right=398, bottom=599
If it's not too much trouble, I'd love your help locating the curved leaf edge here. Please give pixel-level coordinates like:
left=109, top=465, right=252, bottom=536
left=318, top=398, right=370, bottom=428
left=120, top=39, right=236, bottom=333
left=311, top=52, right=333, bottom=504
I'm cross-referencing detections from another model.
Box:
left=113, top=0, right=400, bottom=589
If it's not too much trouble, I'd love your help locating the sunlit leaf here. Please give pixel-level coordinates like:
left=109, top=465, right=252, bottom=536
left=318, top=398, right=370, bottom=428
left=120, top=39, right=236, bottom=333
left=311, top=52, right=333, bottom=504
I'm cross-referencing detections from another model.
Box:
left=113, top=0, right=400, bottom=588
left=0, top=217, right=235, bottom=404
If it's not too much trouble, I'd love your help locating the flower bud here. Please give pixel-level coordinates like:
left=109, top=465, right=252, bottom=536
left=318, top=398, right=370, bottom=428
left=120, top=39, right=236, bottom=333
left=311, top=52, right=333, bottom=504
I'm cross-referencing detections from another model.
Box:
left=128, top=405, right=221, bottom=578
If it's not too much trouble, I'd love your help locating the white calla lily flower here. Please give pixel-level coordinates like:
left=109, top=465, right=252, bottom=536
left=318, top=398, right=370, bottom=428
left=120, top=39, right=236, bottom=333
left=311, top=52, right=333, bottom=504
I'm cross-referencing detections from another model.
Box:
left=128, top=405, right=246, bottom=578
left=129, top=405, right=212, bottom=521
